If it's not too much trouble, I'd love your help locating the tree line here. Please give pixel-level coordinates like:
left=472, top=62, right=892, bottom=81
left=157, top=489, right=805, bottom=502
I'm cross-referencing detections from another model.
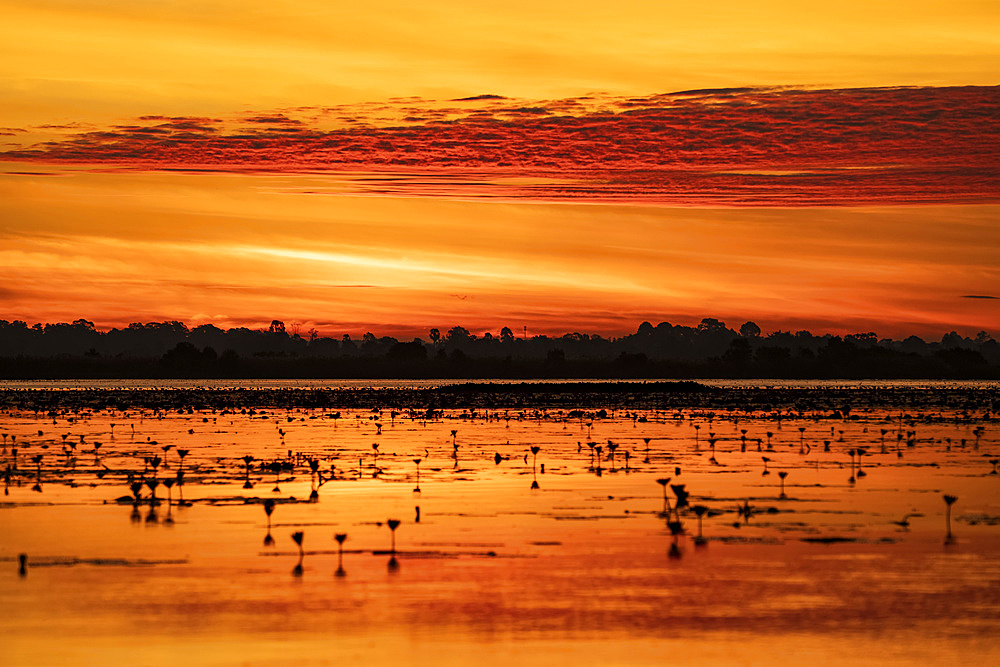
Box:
left=0, top=318, right=997, bottom=379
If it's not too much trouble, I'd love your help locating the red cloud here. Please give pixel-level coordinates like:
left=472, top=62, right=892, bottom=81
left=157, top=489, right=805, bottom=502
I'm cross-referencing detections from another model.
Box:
left=6, top=86, right=999, bottom=205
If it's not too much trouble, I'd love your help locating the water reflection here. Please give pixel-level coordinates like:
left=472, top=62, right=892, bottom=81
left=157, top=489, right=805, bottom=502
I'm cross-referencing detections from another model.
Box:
left=1, top=388, right=998, bottom=666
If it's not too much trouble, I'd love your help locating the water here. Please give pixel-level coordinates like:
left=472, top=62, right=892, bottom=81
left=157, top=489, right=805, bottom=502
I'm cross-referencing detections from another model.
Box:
left=1, top=383, right=998, bottom=665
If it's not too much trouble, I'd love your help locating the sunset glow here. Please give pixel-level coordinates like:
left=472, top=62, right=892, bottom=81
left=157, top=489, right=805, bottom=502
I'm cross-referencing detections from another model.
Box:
left=2, top=0, right=999, bottom=338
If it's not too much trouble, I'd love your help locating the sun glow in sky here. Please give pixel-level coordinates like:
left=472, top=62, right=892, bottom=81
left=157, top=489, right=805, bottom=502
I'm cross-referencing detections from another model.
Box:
left=1, top=0, right=999, bottom=338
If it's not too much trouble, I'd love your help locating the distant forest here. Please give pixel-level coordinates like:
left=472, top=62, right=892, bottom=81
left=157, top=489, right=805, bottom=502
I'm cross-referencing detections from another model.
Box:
left=0, top=318, right=997, bottom=379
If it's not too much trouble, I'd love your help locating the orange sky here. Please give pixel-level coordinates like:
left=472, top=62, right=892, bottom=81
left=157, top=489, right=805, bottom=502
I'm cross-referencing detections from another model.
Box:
left=1, top=1, right=998, bottom=339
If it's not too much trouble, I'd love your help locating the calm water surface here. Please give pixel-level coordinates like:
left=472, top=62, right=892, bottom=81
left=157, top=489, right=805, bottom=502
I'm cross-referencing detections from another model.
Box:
left=1, top=382, right=998, bottom=665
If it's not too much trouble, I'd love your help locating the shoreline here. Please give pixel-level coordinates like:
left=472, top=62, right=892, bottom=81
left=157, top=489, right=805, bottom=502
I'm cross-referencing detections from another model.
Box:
left=1, top=380, right=997, bottom=412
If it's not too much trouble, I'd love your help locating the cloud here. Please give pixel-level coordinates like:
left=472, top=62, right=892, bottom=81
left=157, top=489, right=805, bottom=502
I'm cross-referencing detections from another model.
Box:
left=5, top=85, right=999, bottom=205
left=452, top=94, right=508, bottom=101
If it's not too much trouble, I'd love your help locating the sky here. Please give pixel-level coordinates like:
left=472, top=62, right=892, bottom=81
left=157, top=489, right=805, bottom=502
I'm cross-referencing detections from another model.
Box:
left=1, top=0, right=999, bottom=339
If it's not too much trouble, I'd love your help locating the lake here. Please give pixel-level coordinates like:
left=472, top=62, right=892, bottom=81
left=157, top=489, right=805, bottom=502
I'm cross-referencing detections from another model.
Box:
left=2, top=381, right=998, bottom=665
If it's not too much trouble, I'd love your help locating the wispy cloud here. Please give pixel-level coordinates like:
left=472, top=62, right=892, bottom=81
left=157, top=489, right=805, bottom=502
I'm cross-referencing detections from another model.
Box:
left=4, top=85, right=999, bottom=206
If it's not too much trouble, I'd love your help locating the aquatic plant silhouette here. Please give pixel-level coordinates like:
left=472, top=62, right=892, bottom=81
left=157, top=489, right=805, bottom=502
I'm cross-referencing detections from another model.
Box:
left=855, top=448, right=867, bottom=478
left=162, top=478, right=175, bottom=523
left=263, top=498, right=276, bottom=546
left=656, top=478, right=672, bottom=515
left=291, top=531, right=304, bottom=575
left=847, top=449, right=857, bottom=484
left=943, top=494, right=958, bottom=543
left=269, top=460, right=281, bottom=492
left=30, top=454, right=43, bottom=492
left=413, top=458, right=422, bottom=492
left=175, top=470, right=188, bottom=506
left=765, top=431, right=774, bottom=451
left=371, top=443, right=380, bottom=476
left=692, top=505, right=709, bottom=545
left=385, top=518, right=402, bottom=552
left=242, top=455, right=255, bottom=489
left=176, top=448, right=189, bottom=473
left=778, top=471, right=788, bottom=499
left=643, top=437, right=652, bottom=463
left=989, top=459, right=999, bottom=475
left=334, top=533, right=347, bottom=576
left=708, top=437, right=719, bottom=465
left=606, top=440, right=618, bottom=468
left=671, top=484, right=690, bottom=516
left=129, top=480, right=143, bottom=504
left=761, top=456, right=771, bottom=476
left=145, top=477, right=160, bottom=506
left=530, top=448, right=541, bottom=488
